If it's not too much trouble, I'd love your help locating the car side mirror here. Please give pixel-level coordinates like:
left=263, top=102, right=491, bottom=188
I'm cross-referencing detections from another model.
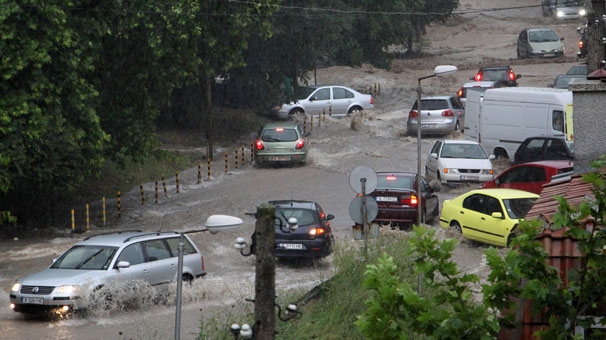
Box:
left=326, top=214, right=335, bottom=221
left=491, top=212, right=503, bottom=219
left=516, top=74, right=522, bottom=79
left=304, top=131, right=311, bottom=137
left=489, top=155, right=496, bottom=160
left=560, top=37, right=564, bottom=41
left=116, top=261, right=131, bottom=269
left=430, top=152, right=438, bottom=159
left=309, top=96, right=317, bottom=101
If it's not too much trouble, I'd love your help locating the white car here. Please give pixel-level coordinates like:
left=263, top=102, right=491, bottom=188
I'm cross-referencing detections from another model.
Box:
left=425, top=139, right=495, bottom=184
left=9, top=231, right=206, bottom=314
left=272, top=85, right=374, bottom=120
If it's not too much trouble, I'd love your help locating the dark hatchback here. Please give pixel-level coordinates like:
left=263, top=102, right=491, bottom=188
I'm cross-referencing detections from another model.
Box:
left=514, top=136, right=574, bottom=164
left=259, top=200, right=335, bottom=259
left=367, top=172, right=440, bottom=230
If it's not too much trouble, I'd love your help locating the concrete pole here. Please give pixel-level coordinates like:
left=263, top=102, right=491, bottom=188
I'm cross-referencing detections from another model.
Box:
left=253, top=204, right=276, bottom=339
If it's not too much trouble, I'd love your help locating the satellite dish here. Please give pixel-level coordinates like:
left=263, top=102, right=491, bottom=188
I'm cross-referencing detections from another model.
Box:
left=349, top=165, right=377, bottom=194
left=349, top=196, right=379, bottom=225
left=205, top=215, right=243, bottom=233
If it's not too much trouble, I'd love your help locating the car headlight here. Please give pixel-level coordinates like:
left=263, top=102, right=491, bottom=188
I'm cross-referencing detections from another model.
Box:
left=55, top=285, right=76, bottom=294
left=482, top=169, right=493, bottom=175
left=579, top=9, right=587, bottom=16
left=556, top=10, right=564, bottom=18
left=11, top=283, right=21, bottom=293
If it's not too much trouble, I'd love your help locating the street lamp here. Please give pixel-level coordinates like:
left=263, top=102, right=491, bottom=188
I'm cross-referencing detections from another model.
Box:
left=416, top=65, right=457, bottom=228
left=174, top=214, right=243, bottom=340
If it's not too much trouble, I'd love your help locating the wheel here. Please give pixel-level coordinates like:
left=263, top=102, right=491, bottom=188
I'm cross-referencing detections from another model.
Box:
left=494, top=148, right=508, bottom=160
left=451, top=221, right=462, bottom=234
left=288, top=108, right=305, bottom=120
left=347, top=106, right=362, bottom=116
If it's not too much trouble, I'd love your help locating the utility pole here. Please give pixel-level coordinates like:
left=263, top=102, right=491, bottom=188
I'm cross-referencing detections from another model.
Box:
left=253, top=204, right=276, bottom=340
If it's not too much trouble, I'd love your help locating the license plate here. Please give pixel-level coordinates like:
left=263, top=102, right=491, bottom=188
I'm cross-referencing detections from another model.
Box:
left=544, top=53, right=554, bottom=57
left=278, top=243, right=303, bottom=250
left=22, top=297, right=44, bottom=304
left=460, top=175, right=479, bottom=181
left=375, top=196, right=397, bottom=202
left=270, top=156, right=290, bottom=161
left=421, top=123, right=437, bottom=128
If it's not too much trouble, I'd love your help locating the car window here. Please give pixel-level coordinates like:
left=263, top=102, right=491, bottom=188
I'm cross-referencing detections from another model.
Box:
left=376, top=174, right=414, bottom=190
left=117, top=243, right=145, bottom=266
left=143, top=239, right=171, bottom=261
left=294, top=87, right=315, bottom=100
left=261, top=128, right=298, bottom=142
left=552, top=110, right=564, bottom=132
left=312, top=88, right=330, bottom=101
left=502, top=197, right=537, bottom=219
left=418, top=99, right=448, bottom=110
left=165, top=237, right=197, bottom=256
left=482, top=196, right=503, bottom=216
left=430, top=141, right=442, bottom=154
left=51, top=245, right=118, bottom=270
left=333, top=87, right=354, bottom=100
left=544, top=139, right=569, bottom=159
left=462, top=194, right=483, bottom=213
left=276, top=208, right=316, bottom=226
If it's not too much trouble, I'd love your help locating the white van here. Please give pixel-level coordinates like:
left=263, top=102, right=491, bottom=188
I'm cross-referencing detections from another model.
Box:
left=465, top=87, right=573, bottom=162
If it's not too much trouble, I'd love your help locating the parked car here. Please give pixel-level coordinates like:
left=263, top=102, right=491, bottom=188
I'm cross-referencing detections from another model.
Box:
left=364, top=171, right=440, bottom=230
left=254, top=121, right=309, bottom=168
left=550, top=73, right=585, bottom=89
left=251, top=200, right=335, bottom=260
left=439, top=188, right=539, bottom=247
left=514, top=136, right=574, bottom=164
left=482, top=160, right=574, bottom=195
left=272, top=85, right=374, bottom=120
left=566, top=63, right=587, bottom=75
left=425, top=139, right=495, bottom=184
left=517, top=28, right=564, bottom=59
left=9, top=231, right=206, bottom=314
left=470, top=65, right=521, bottom=86
left=406, top=95, right=465, bottom=136
left=456, top=81, right=495, bottom=107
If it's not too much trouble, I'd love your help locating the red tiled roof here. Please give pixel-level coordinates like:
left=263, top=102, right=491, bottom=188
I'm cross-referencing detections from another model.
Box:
left=525, top=173, right=594, bottom=224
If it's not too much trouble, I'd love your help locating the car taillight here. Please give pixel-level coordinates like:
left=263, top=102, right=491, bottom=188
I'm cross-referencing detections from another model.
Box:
left=201, top=255, right=205, bottom=271
left=441, top=109, right=454, bottom=117
left=295, top=139, right=305, bottom=149
left=401, top=195, right=418, bottom=207
left=579, top=40, right=584, bottom=48
left=457, top=88, right=464, bottom=98
left=310, top=227, right=326, bottom=236
left=508, top=70, right=516, bottom=81
left=370, top=96, right=375, bottom=105
left=255, top=140, right=264, bottom=150
left=474, top=72, right=483, bottom=81
left=409, top=110, right=418, bottom=118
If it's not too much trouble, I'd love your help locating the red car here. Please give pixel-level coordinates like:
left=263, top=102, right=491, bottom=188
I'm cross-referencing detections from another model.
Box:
left=481, top=160, right=574, bottom=195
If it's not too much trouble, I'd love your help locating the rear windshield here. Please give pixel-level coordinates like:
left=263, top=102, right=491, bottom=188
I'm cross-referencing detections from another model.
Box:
left=412, top=99, right=448, bottom=110
left=261, top=128, right=298, bottom=142
left=275, top=208, right=317, bottom=226
left=376, top=174, right=414, bottom=190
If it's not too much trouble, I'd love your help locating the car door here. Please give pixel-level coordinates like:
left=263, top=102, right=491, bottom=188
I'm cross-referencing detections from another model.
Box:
left=420, top=176, right=439, bottom=218
left=305, top=87, right=331, bottom=116
left=142, top=239, right=177, bottom=285
left=330, top=87, right=352, bottom=117
left=114, top=242, right=152, bottom=282
left=460, top=193, right=511, bottom=246
left=426, top=140, right=443, bottom=179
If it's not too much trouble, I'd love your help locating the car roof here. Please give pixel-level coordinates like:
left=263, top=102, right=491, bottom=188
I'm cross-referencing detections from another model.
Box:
left=421, top=95, right=455, bottom=100
left=269, top=200, right=317, bottom=210
left=79, top=230, right=181, bottom=246
left=478, top=65, right=512, bottom=70
left=513, top=160, right=574, bottom=169
left=261, top=121, right=299, bottom=129
left=526, top=28, right=556, bottom=33
left=376, top=171, right=416, bottom=177
left=462, top=81, right=496, bottom=88
left=467, top=188, right=539, bottom=199
left=440, top=139, right=481, bottom=145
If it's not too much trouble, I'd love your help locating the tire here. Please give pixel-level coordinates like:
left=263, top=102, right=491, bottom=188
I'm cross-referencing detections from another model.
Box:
left=288, top=108, right=304, bottom=120
left=347, top=106, right=362, bottom=116
left=451, top=221, right=462, bottom=234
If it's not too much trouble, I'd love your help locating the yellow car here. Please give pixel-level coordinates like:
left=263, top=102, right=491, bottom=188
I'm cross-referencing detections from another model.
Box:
left=439, top=188, right=538, bottom=247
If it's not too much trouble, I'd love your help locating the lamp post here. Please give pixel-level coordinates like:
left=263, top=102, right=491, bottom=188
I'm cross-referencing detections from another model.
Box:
left=174, top=214, right=243, bottom=340
left=416, top=65, right=458, bottom=229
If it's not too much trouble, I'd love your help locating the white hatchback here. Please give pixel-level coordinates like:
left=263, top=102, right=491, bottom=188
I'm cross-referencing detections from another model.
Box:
left=425, top=139, right=495, bottom=184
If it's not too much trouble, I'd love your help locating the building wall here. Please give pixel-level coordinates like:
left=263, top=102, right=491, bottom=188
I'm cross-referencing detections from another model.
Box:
left=570, top=79, right=606, bottom=173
